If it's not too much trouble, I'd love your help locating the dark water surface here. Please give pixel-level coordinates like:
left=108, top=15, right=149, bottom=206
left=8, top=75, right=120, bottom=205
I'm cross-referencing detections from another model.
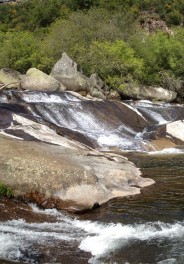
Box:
left=1, top=153, right=184, bottom=264
left=80, top=153, right=184, bottom=264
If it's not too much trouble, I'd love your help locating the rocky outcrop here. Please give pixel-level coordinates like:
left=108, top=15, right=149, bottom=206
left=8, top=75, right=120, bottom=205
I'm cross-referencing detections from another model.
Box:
left=0, top=68, right=21, bottom=89
left=140, top=16, right=174, bottom=35
left=88, top=73, right=109, bottom=99
left=0, top=133, right=154, bottom=212
left=21, top=68, right=65, bottom=91
left=50, top=52, right=89, bottom=93
left=50, top=53, right=113, bottom=99
left=119, top=83, right=177, bottom=102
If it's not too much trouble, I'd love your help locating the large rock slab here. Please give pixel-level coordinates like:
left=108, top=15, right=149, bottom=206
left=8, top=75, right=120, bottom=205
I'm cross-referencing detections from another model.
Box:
left=0, top=68, right=21, bottom=89
left=119, top=83, right=177, bottom=102
left=142, top=120, right=184, bottom=150
left=0, top=134, right=154, bottom=212
left=21, top=68, right=65, bottom=91
left=50, top=52, right=89, bottom=93
left=166, top=120, right=184, bottom=142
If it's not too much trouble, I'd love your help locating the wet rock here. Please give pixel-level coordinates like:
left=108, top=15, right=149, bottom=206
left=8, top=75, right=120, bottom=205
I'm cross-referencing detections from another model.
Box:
left=0, top=90, right=149, bottom=151
left=21, top=68, right=65, bottom=91
left=0, top=111, right=85, bottom=149
left=166, top=120, right=184, bottom=142
left=0, top=109, right=13, bottom=129
left=144, top=120, right=184, bottom=150
left=119, top=83, right=177, bottom=102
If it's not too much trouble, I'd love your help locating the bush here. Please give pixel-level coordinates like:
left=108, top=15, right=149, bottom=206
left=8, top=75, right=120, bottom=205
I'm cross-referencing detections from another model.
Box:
left=0, top=31, right=40, bottom=73
left=41, top=7, right=137, bottom=72
left=76, top=40, right=144, bottom=88
left=129, top=30, right=184, bottom=85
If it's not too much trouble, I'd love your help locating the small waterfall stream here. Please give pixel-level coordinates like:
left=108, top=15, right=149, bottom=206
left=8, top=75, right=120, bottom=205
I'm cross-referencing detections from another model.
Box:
left=1, top=91, right=184, bottom=264
left=1, top=90, right=184, bottom=152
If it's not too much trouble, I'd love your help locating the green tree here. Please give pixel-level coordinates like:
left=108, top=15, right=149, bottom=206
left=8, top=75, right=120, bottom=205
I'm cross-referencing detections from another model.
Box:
left=130, top=30, right=184, bottom=84
left=76, top=40, right=144, bottom=88
left=0, top=31, right=40, bottom=72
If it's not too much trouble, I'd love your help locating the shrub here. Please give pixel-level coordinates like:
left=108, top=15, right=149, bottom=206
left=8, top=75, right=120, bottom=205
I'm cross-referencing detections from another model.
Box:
left=0, top=31, right=40, bottom=73
left=130, top=30, right=184, bottom=85
left=76, top=40, right=144, bottom=88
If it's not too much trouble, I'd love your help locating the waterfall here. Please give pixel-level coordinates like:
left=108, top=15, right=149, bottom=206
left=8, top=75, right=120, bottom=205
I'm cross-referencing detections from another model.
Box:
left=1, top=91, right=184, bottom=152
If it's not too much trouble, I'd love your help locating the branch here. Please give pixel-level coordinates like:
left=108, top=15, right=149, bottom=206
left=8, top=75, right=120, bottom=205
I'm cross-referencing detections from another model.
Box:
left=0, top=82, right=19, bottom=90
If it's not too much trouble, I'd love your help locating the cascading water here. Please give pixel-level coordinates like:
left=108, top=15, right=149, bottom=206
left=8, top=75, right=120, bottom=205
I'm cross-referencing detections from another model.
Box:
left=1, top=90, right=184, bottom=264
left=1, top=90, right=184, bottom=152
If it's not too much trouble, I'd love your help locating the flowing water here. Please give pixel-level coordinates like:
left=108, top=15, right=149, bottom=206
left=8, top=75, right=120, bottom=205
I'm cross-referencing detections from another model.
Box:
left=1, top=153, right=184, bottom=264
left=1, top=91, right=184, bottom=263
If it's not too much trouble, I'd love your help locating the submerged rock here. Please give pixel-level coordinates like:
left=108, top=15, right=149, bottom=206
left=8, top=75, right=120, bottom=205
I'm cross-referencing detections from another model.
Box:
left=119, top=83, right=177, bottom=102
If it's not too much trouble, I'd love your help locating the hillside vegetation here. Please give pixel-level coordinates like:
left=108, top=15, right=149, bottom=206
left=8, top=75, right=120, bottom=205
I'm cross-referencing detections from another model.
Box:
left=0, top=0, right=184, bottom=96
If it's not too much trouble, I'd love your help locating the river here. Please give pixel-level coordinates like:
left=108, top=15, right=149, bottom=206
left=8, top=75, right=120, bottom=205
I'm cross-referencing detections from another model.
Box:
left=1, top=91, right=184, bottom=263
left=1, top=152, right=184, bottom=264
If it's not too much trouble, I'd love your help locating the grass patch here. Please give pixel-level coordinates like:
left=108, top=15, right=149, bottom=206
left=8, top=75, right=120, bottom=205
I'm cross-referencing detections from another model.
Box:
left=0, top=182, right=14, bottom=198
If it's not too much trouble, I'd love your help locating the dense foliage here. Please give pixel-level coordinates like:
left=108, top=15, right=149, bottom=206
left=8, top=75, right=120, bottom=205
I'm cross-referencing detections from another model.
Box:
left=0, top=0, right=184, bottom=92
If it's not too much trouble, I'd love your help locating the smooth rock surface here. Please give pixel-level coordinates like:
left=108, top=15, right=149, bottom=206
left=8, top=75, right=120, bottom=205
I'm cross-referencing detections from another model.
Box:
left=0, top=134, right=154, bottom=211
left=119, top=83, right=177, bottom=102
left=166, top=120, right=184, bottom=142
left=143, top=120, right=184, bottom=149
left=21, top=68, right=65, bottom=91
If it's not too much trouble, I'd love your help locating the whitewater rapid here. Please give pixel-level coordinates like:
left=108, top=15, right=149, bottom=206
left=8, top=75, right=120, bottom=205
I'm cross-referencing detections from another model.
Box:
left=1, top=204, right=184, bottom=264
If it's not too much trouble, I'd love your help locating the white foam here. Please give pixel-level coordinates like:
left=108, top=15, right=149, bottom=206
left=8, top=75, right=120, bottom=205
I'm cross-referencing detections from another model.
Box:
left=0, top=94, right=9, bottom=103
left=22, top=93, right=66, bottom=103
left=97, top=134, right=134, bottom=149
left=78, top=221, right=184, bottom=257
left=0, top=233, right=23, bottom=260
left=157, top=258, right=177, bottom=264
left=68, top=108, right=105, bottom=132
left=149, top=148, right=184, bottom=155
left=139, top=107, right=168, bottom=124
left=1, top=204, right=184, bottom=263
